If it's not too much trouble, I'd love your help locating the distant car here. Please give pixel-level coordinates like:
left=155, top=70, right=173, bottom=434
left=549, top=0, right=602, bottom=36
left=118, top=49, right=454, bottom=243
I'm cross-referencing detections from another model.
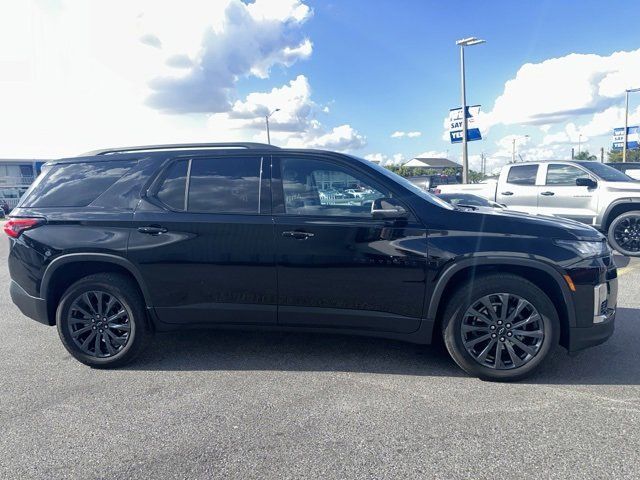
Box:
left=437, top=192, right=506, bottom=209
left=0, top=200, right=9, bottom=215
left=606, top=162, right=640, bottom=180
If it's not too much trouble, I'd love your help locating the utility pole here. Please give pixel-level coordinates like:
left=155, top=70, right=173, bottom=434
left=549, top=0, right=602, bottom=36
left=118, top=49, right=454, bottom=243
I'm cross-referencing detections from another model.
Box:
left=578, top=134, right=582, bottom=155
left=600, top=147, right=604, bottom=163
left=511, top=135, right=529, bottom=163
left=623, top=88, right=640, bottom=162
left=265, top=108, right=280, bottom=145
left=456, top=37, right=485, bottom=183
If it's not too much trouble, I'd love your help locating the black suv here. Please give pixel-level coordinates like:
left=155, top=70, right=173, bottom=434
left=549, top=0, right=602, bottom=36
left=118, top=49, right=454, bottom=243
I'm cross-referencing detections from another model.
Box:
left=7, top=143, right=618, bottom=380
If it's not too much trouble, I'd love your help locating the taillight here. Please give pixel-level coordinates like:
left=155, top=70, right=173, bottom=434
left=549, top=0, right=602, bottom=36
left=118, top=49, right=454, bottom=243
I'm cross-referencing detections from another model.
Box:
left=433, top=188, right=442, bottom=194
left=3, top=218, right=43, bottom=238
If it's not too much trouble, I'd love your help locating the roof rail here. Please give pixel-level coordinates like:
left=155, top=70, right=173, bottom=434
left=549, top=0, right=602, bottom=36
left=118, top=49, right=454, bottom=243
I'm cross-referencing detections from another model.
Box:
left=80, top=142, right=280, bottom=156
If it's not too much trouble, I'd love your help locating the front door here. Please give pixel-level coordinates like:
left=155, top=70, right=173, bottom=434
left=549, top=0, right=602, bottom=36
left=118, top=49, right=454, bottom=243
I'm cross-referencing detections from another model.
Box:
left=537, top=163, right=598, bottom=224
left=128, top=154, right=277, bottom=326
left=272, top=155, right=428, bottom=334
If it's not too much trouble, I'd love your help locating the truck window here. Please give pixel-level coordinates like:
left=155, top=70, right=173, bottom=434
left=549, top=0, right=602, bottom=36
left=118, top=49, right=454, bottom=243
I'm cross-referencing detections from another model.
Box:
left=546, top=164, right=589, bottom=186
left=507, top=165, right=538, bottom=185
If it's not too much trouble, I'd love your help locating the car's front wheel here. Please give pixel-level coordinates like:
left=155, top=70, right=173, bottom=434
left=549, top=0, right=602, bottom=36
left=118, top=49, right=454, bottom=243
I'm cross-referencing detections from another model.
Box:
left=442, top=274, right=559, bottom=381
left=57, top=273, right=151, bottom=368
left=608, top=211, right=640, bottom=257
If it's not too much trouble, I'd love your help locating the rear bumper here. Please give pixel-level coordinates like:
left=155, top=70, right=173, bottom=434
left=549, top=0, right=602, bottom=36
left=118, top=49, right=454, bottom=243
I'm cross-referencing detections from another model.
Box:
left=10, top=280, right=50, bottom=326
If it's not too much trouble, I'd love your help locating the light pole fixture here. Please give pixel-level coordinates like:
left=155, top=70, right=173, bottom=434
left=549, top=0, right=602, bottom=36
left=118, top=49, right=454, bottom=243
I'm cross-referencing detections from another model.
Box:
left=623, top=88, right=640, bottom=162
left=265, top=108, right=280, bottom=145
left=511, top=134, right=529, bottom=163
left=456, top=37, right=485, bottom=183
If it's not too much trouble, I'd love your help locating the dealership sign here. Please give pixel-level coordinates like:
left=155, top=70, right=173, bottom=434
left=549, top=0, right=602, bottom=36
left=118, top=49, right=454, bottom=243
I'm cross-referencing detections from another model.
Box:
left=612, top=126, right=639, bottom=150
left=449, top=105, right=482, bottom=143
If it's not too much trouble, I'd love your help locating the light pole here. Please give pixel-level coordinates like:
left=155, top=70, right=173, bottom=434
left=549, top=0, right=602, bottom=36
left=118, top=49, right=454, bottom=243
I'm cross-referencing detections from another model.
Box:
left=456, top=37, right=485, bottom=184
left=578, top=133, right=582, bottom=155
left=511, top=135, right=529, bottom=163
left=623, top=88, right=640, bottom=162
left=265, top=108, right=280, bottom=145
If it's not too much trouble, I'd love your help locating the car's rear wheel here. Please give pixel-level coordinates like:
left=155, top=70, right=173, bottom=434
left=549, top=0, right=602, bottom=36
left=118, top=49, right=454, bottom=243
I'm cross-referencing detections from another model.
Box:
left=608, top=211, right=640, bottom=257
left=57, top=273, right=151, bottom=368
left=442, top=274, right=559, bottom=381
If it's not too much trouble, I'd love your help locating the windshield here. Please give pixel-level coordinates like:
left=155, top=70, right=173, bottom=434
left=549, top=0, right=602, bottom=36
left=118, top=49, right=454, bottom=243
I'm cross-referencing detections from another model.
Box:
left=580, top=162, right=634, bottom=182
left=348, top=155, right=455, bottom=210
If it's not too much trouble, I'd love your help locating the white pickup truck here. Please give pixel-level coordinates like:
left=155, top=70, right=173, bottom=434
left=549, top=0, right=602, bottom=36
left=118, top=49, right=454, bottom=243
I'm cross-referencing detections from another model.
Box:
left=438, top=160, right=640, bottom=256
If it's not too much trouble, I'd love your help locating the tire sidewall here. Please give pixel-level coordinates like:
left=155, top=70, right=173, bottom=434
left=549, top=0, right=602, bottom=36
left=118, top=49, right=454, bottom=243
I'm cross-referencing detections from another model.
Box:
left=57, top=277, right=143, bottom=368
left=443, top=275, right=559, bottom=381
left=608, top=211, right=640, bottom=257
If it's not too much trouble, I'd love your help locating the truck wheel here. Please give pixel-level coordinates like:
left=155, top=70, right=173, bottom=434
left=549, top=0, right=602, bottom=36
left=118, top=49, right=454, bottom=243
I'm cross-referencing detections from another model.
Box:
left=608, top=211, right=640, bottom=257
left=441, top=274, right=559, bottom=381
left=56, top=273, right=151, bottom=368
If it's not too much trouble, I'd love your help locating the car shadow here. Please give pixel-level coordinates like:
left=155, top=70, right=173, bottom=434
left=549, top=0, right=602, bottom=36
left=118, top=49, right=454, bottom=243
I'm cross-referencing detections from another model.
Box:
left=128, top=308, right=640, bottom=386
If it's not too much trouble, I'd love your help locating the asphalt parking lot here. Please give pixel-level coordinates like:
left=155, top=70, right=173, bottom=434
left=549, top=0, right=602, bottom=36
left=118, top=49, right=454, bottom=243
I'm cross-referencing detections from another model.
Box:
left=0, top=238, right=639, bottom=479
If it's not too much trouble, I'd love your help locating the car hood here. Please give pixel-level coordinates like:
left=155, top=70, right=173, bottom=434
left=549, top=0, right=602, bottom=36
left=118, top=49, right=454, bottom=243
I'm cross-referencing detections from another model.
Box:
left=601, top=181, right=640, bottom=192
left=461, top=206, right=604, bottom=241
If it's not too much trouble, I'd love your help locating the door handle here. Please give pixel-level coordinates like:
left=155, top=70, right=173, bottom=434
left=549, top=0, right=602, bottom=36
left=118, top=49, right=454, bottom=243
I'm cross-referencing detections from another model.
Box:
left=501, top=191, right=514, bottom=196
left=540, top=191, right=555, bottom=196
left=138, top=225, right=168, bottom=235
left=282, top=231, right=314, bottom=240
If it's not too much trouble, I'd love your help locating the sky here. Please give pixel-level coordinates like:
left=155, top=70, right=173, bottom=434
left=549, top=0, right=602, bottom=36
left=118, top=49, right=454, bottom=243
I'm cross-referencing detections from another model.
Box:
left=1, top=0, right=639, bottom=174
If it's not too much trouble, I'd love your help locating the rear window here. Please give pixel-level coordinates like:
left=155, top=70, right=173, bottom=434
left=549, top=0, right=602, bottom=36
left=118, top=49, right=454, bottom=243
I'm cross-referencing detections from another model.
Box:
left=21, top=160, right=135, bottom=207
left=507, top=165, right=538, bottom=185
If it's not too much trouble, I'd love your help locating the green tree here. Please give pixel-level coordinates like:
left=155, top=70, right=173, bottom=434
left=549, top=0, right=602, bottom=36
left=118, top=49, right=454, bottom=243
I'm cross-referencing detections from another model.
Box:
left=573, top=150, right=597, bottom=160
left=607, top=149, right=640, bottom=163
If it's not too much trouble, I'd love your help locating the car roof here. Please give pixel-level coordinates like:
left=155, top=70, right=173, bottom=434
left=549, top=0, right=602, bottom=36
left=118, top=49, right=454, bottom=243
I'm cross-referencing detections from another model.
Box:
left=44, top=143, right=357, bottom=166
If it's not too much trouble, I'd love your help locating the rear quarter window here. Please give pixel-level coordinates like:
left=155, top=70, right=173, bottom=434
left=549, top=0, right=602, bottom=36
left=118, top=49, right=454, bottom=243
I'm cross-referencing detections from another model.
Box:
left=21, top=160, right=136, bottom=207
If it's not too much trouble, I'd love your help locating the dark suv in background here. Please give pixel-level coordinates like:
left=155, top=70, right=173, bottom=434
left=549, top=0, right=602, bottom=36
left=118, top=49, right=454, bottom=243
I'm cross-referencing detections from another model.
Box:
left=6, top=143, right=617, bottom=380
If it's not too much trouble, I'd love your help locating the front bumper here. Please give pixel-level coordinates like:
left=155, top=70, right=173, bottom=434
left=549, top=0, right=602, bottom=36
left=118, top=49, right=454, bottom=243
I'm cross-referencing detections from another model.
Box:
left=10, top=280, right=50, bottom=326
left=566, top=263, right=617, bottom=353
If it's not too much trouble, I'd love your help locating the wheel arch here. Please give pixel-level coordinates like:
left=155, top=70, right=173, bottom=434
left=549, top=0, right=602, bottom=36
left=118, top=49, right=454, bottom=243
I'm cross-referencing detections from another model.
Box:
left=602, top=199, right=640, bottom=232
left=41, top=253, right=153, bottom=326
left=426, top=257, right=575, bottom=349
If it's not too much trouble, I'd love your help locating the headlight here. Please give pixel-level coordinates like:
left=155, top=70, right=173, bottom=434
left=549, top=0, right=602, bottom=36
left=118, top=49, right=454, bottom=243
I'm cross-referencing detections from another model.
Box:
left=553, top=239, right=609, bottom=259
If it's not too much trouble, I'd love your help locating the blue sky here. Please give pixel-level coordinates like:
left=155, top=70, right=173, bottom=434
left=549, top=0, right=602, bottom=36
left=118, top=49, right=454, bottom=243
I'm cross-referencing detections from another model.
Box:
left=1, top=0, right=639, bottom=171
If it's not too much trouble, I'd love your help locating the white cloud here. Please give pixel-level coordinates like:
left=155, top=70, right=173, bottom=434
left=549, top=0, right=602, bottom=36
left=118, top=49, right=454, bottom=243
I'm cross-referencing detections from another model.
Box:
left=391, top=130, right=421, bottom=138
left=484, top=49, right=640, bottom=129
left=0, top=0, right=366, bottom=157
left=208, top=75, right=365, bottom=151
left=362, top=153, right=405, bottom=165
left=144, top=0, right=313, bottom=113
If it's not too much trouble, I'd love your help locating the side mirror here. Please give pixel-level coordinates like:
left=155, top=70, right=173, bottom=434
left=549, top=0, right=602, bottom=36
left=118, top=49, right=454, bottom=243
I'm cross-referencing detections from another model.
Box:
left=576, top=177, right=597, bottom=188
left=371, top=198, right=408, bottom=220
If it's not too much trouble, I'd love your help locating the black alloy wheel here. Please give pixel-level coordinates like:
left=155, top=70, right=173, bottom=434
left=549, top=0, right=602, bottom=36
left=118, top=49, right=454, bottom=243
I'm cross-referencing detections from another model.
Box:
left=57, top=273, right=150, bottom=368
left=609, top=211, right=640, bottom=256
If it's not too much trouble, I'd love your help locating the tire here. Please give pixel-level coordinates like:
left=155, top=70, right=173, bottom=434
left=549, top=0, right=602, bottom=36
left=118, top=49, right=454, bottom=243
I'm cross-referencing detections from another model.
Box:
left=441, top=274, right=559, bottom=382
left=607, top=211, right=640, bottom=257
left=56, top=273, right=151, bottom=368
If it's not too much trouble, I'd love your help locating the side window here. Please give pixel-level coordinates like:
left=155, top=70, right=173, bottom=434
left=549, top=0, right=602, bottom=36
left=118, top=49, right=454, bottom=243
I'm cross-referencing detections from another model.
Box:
left=506, top=165, right=538, bottom=185
left=156, top=159, right=188, bottom=210
left=280, top=157, right=387, bottom=217
left=188, top=157, right=261, bottom=213
left=546, top=164, right=590, bottom=186
left=20, top=160, right=135, bottom=207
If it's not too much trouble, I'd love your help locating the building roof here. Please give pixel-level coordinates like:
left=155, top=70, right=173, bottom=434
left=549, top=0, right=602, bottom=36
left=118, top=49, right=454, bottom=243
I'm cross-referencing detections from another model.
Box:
left=403, top=157, right=461, bottom=169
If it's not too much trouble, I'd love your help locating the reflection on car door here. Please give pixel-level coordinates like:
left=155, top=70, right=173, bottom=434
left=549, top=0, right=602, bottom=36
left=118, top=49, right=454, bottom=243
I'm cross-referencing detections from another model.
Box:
left=496, top=164, right=540, bottom=213
left=537, top=163, right=598, bottom=225
left=128, top=154, right=278, bottom=326
left=272, top=155, right=428, bottom=334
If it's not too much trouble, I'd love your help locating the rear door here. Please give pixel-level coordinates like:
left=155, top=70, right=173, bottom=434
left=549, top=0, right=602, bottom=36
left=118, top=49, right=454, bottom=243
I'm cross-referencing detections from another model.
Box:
left=272, top=154, right=428, bottom=333
left=128, top=154, right=278, bottom=326
left=537, top=163, right=599, bottom=224
left=496, top=164, right=540, bottom=213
